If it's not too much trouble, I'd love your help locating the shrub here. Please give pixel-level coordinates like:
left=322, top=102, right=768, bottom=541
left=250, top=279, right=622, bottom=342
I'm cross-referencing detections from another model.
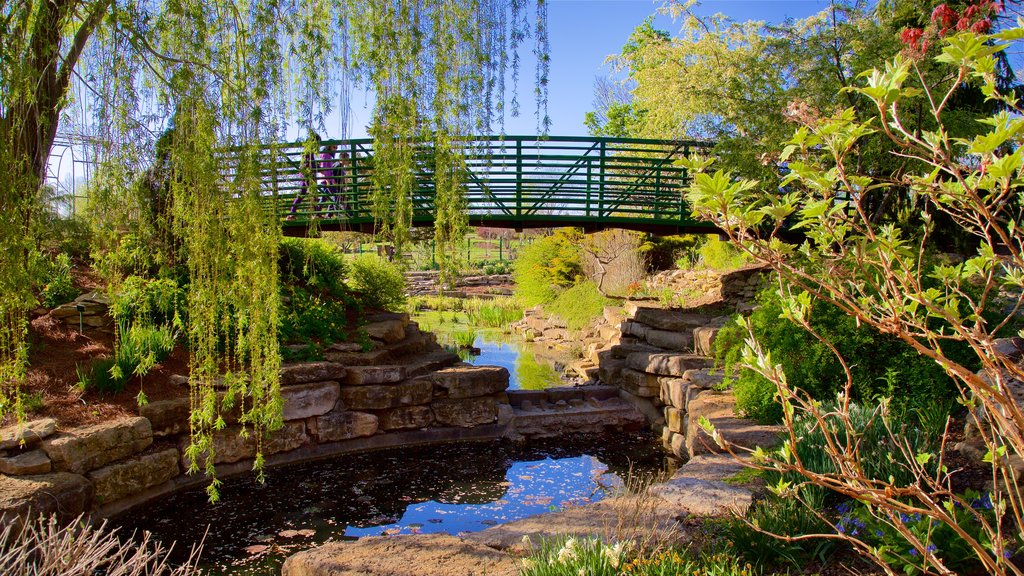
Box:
left=544, top=280, right=617, bottom=330
left=725, top=493, right=835, bottom=568
left=348, top=255, right=407, bottom=311
left=639, top=234, right=700, bottom=271
left=39, top=253, right=78, bottom=308
left=278, top=238, right=357, bottom=349
left=715, top=286, right=972, bottom=424
left=110, top=275, right=184, bottom=327
left=518, top=536, right=629, bottom=576
left=513, top=229, right=583, bottom=307
left=80, top=322, right=176, bottom=394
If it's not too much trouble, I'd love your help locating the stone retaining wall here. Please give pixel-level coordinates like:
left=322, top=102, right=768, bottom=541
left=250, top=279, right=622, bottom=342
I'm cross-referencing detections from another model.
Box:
left=0, top=312, right=645, bottom=526
left=406, top=271, right=513, bottom=297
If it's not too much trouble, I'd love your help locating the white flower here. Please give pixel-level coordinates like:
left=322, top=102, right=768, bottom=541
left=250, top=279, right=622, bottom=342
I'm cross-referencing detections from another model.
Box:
left=557, top=545, right=576, bottom=563
left=520, top=558, right=535, bottom=570
left=578, top=569, right=587, bottom=576
left=521, top=534, right=532, bottom=548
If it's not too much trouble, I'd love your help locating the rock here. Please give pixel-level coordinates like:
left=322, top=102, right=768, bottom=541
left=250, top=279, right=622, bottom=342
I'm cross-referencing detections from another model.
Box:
left=541, top=327, right=570, bottom=341
left=429, top=366, right=509, bottom=399
left=603, top=306, right=625, bottom=326
left=512, top=399, right=645, bottom=438
left=140, top=398, right=192, bottom=437
left=686, top=391, right=782, bottom=458
left=597, top=356, right=626, bottom=385
left=610, top=341, right=662, bottom=360
left=280, top=362, right=347, bottom=386
left=645, top=329, right=693, bottom=352
left=0, top=472, right=93, bottom=526
left=378, top=406, right=433, bottom=430
left=182, top=422, right=308, bottom=467
left=693, top=327, right=719, bottom=356
left=340, top=380, right=432, bottom=410
left=632, top=308, right=711, bottom=332
left=660, top=375, right=715, bottom=411
left=283, top=381, right=341, bottom=420
left=620, top=320, right=650, bottom=339
left=0, top=449, right=51, bottom=475
left=649, top=476, right=754, bottom=516
left=432, top=397, right=498, bottom=427
left=345, top=365, right=408, bottom=386
left=88, top=448, right=179, bottom=505
left=168, top=374, right=190, bottom=386
left=364, top=320, right=406, bottom=344
left=363, top=312, right=410, bottom=326
left=665, top=406, right=684, bottom=433
left=281, top=533, right=518, bottom=576
left=0, top=418, right=57, bottom=450
left=625, top=352, right=711, bottom=378
left=42, top=418, right=152, bottom=474
left=619, top=368, right=660, bottom=398
left=328, top=342, right=364, bottom=353
left=316, top=411, right=379, bottom=442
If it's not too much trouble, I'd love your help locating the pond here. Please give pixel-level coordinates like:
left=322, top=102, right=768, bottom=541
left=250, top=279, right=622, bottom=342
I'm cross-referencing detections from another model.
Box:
left=117, top=434, right=670, bottom=575
left=413, top=309, right=571, bottom=390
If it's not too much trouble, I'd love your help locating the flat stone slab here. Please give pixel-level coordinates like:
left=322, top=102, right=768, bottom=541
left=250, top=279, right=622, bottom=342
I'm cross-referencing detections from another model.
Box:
left=283, top=381, right=341, bottom=420
left=345, top=365, right=408, bottom=386
left=315, top=411, right=379, bottom=442
left=649, top=476, right=754, bottom=516
left=673, top=454, right=749, bottom=481
left=0, top=418, right=57, bottom=450
left=625, top=352, right=711, bottom=378
left=364, top=320, right=406, bottom=344
left=340, top=380, right=432, bottom=410
left=280, top=362, right=347, bottom=386
left=42, top=417, right=152, bottom=474
left=466, top=495, right=686, bottom=553
left=686, top=391, right=783, bottom=458
left=0, top=449, right=51, bottom=475
left=631, top=307, right=712, bottom=332
left=428, top=366, right=509, bottom=399
left=88, top=448, right=179, bottom=505
left=281, top=533, right=517, bottom=576
left=511, top=398, right=645, bottom=439
left=432, top=397, right=498, bottom=427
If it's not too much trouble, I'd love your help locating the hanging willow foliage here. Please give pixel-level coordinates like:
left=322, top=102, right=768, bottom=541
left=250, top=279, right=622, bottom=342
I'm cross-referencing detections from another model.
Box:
left=3, top=0, right=549, bottom=498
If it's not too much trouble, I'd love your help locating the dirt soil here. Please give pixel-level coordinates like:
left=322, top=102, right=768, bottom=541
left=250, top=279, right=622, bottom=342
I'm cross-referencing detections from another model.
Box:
left=11, top=313, right=190, bottom=429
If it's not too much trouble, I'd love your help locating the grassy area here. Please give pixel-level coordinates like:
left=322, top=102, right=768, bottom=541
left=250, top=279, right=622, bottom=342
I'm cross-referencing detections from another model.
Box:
left=543, top=281, right=619, bottom=331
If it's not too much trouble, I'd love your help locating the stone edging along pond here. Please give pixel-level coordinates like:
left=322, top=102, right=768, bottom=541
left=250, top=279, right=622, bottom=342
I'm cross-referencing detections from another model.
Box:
left=0, top=313, right=648, bottom=527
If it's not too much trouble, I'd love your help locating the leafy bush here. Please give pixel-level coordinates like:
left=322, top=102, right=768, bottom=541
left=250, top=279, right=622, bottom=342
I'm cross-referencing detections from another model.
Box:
left=480, top=259, right=513, bottom=275
left=544, top=280, right=617, bottom=330
left=80, top=322, right=177, bottom=394
left=725, top=493, right=835, bottom=568
left=639, top=234, right=700, bottom=271
left=513, top=229, right=583, bottom=307
left=279, top=238, right=356, bottom=348
left=715, top=286, right=973, bottom=423
left=110, top=275, right=184, bottom=327
left=39, top=253, right=78, bottom=308
left=835, top=494, right=1017, bottom=575
left=348, top=255, right=407, bottom=311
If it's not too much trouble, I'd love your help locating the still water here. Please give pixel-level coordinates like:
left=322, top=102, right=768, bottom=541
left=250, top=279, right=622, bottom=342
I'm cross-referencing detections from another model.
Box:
left=116, top=435, right=668, bottom=575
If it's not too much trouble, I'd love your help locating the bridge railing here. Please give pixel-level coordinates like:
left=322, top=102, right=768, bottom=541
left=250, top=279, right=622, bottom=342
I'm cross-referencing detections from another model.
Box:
left=218, top=135, right=715, bottom=231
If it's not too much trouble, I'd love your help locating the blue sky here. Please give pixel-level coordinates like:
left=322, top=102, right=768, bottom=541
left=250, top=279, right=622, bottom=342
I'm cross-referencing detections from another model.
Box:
left=341, top=0, right=832, bottom=139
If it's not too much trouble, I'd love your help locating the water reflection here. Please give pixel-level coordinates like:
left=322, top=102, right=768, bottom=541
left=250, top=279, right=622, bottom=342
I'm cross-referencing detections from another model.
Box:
left=116, top=435, right=666, bottom=576
left=466, top=334, right=563, bottom=390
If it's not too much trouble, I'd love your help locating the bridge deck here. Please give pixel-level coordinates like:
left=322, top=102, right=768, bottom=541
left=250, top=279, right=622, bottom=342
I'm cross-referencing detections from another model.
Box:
left=220, top=135, right=718, bottom=236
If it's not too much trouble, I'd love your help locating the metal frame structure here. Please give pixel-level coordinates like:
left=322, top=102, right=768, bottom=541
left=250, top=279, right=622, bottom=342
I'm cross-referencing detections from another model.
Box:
left=222, top=135, right=718, bottom=236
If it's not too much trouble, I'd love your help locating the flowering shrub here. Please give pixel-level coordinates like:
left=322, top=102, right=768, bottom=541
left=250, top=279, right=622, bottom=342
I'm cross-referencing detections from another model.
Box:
left=518, top=536, right=629, bottom=576
left=833, top=494, right=1017, bottom=575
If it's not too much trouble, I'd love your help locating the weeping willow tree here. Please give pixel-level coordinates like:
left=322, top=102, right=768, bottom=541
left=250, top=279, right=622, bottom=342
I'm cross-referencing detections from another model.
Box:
left=1, top=0, right=549, bottom=498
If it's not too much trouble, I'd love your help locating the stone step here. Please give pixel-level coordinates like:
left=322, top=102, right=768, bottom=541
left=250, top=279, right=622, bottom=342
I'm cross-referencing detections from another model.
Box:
left=511, top=397, right=646, bottom=439
left=647, top=453, right=758, bottom=517
left=425, top=365, right=509, bottom=399
left=405, top=350, right=462, bottom=377
left=624, top=352, right=711, bottom=377
left=685, top=390, right=783, bottom=458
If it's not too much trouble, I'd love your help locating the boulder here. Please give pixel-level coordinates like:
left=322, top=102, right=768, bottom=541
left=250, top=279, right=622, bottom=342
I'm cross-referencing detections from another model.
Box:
left=316, top=411, right=379, bottom=442
left=345, top=365, right=407, bottom=386
left=0, top=472, right=93, bottom=526
left=0, top=418, right=57, bottom=450
left=281, top=533, right=518, bottom=576
left=625, top=352, right=710, bottom=378
left=339, top=380, right=432, bottom=410
left=0, top=449, right=51, bottom=475
left=631, top=308, right=711, bottom=332
left=280, top=362, right=347, bottom=386
left=649, top=476, right=753, bottom=516
left=428, top=366, right=509, bottom=399
left=283, top=381, right=341, bottom=420
left=596, top=356, right=626, bottom=385
left=364, top=320, right=406, bottom=344
left=378, top=406, right=434, bottom=430
left=432, top=397, right=498, bottom=427
left=88, top=448, right=179, bottom=505
left=665, top=406, right=684, bottom=434
left=42, top=417, right=152, bottom=474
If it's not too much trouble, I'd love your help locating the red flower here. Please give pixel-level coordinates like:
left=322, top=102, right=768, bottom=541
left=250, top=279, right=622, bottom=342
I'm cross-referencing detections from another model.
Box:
left=956, top=16, right=971, bottom=30
left=931, top=4, right=958, bottom=29
left=901, top=27, right=925, bottom=49
left=972, top=18, right=992, bottom=33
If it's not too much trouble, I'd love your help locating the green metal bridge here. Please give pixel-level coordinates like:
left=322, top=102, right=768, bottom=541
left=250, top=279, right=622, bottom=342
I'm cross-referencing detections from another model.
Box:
left=229, top=135, right=717, bottom=236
